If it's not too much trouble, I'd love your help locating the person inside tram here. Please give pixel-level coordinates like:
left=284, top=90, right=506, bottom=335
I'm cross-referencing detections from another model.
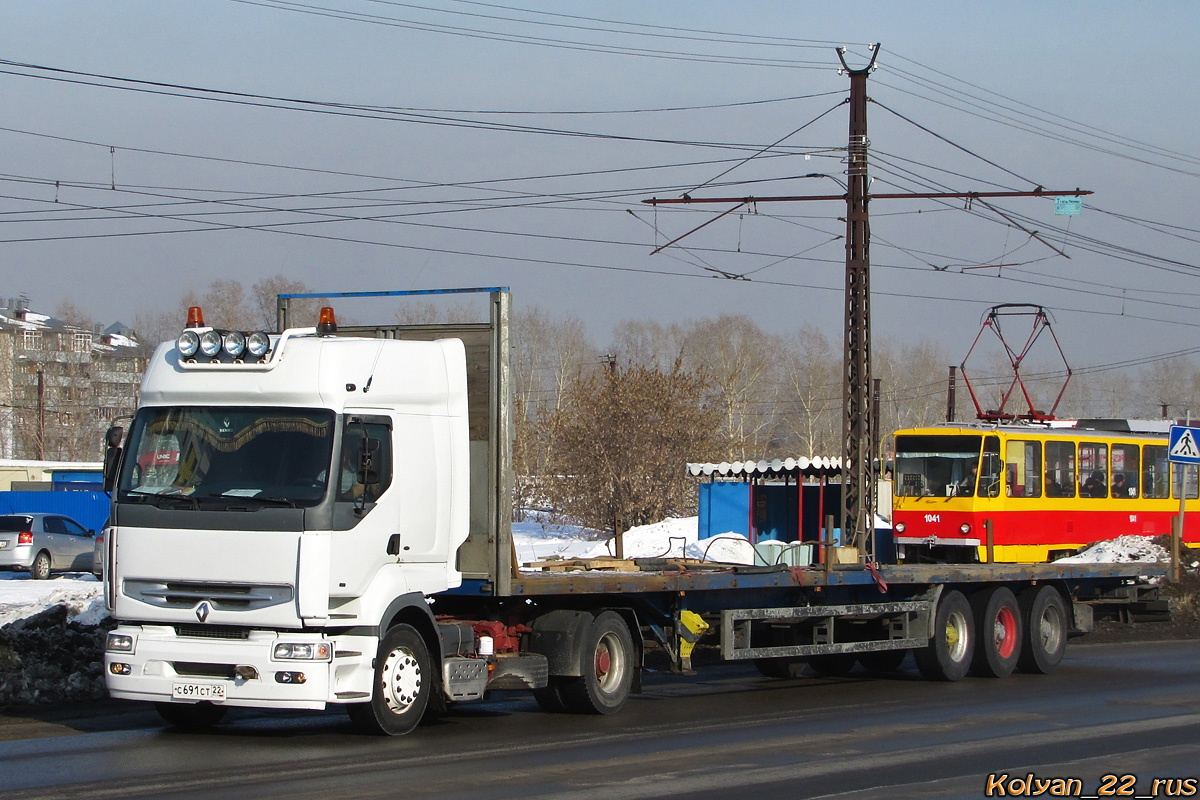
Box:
left=956, top=461, right=978, bottom=497
left=1082, top=470, right=1106, bottom=498
left=1110, top=472, right=1131, bottom=498
left=1044, top=471, right=1063, bottom=497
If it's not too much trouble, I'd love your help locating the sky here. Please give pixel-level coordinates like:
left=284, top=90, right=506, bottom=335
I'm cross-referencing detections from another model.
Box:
left=2, top=2, right=1200, bottom=375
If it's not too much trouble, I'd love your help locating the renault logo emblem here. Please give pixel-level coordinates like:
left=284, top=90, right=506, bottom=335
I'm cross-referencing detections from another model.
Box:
left=196, top=601, right=211, bottom=622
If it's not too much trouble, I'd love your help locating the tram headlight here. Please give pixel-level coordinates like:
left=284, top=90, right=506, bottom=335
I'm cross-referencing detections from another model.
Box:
left=894, top=522, right=906, bottom=534
left=959, top=523, right=972, bottom=535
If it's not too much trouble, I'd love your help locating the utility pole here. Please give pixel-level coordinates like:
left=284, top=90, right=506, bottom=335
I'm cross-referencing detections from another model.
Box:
left=839, top=47, right=877, bottom=558
left=642, top=44, right=1091, bottom=564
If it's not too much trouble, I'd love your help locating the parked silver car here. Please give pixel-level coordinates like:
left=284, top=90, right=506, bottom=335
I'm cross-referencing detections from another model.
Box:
left=0, top=513, right=96, bottom=579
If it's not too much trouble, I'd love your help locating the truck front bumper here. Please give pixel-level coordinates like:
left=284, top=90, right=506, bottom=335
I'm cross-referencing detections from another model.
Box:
left=104, top=624, right=377, bottom=710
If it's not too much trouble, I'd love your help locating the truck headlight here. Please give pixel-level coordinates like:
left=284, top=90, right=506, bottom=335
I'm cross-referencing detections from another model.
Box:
left=273, top=642, right=331, bottom=661
left=106, top=632, right=136, bottom=653
left=247, top=331, right=271, bottom=358
left=177, top=331, right=200, bottom=358
left=199, top=330, right=223, bottom=357
left=223, top=330, right=247, bottom=358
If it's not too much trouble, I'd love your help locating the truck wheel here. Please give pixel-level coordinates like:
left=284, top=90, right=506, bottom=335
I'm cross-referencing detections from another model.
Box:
left=532, top=677, right=571, bottom=712
left=858, top=648, right=909, bottom=673
left=559, top=611, right=635, bottom=714
left=753, top=657, right=806, bottom=679
left=970, top=587, right=1023, bottom=677
left=348, top=623, right=432, bottom=735
left=1017, top=585, right=1067, bottom=674
left=915, top=590, right=974, bottom=681
left=155, top=701, right=227, bottom=729
left=31, top=551, right=51, bottom=580
left=807, top=653, right=858, bottom=677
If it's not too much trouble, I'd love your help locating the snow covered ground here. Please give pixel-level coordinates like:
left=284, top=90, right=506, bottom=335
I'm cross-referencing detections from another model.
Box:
left=0, top=525, right=1181, bottom=629
left=0, top=571, right=106, bottom=627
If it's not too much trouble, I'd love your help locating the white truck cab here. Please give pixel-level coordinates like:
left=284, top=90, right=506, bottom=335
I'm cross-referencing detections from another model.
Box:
left=104, top=307, right=472, bottom=733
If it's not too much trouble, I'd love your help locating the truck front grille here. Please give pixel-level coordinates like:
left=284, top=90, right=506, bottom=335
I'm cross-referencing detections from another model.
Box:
left=125, top=580, right=293, bottom=611
left=174, top=624, right=251, bottom=640
left=173, top=662, right=237, bottom=679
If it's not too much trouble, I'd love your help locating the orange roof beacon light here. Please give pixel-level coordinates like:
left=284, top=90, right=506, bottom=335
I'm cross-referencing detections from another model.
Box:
left=317, top=307, right=338, bottom=336
left=186, top=306, right=205, bottom=328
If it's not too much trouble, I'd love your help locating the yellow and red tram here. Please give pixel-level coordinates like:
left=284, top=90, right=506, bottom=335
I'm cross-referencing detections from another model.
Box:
left=891, top=422, right=1199, bottom=563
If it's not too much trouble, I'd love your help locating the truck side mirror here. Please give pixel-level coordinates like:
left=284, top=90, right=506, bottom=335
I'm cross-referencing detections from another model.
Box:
left=358, top=438, right=382, bottom=486
left=102, top=425, right=125, bottom=493
left=106, top=426, right=125, bottom=448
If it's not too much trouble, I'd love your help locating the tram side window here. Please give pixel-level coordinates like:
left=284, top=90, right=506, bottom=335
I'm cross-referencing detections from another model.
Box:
left=1173, top=460, right=1200, bottom=500
left=1004, top=439, right=1041, bottom=497
left=980, top=436, right=1002, bottom=498
left=1044, top=440, right=1076, bottom=498
left=1143, top=444, right=1170, bottom=499
left=1110, top=444, right=1139, bottom=498
left=1079, top=442, right=1109, bottom=498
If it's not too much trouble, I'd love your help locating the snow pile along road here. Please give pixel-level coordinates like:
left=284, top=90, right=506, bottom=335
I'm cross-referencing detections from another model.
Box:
left=0, top=573, right=111, bottom=706
left=1055, top=535, right=1170, bottom=564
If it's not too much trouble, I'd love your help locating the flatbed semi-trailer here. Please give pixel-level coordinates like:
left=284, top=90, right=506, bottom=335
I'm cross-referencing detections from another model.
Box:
left=100, top=289, right=1164, bottom=735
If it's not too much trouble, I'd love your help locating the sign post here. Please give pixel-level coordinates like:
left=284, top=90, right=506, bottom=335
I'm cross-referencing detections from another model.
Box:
left=1167, top=424, right=1200, bottom=582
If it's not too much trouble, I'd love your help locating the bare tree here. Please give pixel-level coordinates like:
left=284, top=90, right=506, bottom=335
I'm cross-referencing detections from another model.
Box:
left=548, top=360, right=722, bottom=549
left=777, top=324, right=840, bottom=455
left=251, top=274, right=324, bottom=330
left=678, top=315, right=781, bottom=458
left=510, top=307, right=596, bottom=519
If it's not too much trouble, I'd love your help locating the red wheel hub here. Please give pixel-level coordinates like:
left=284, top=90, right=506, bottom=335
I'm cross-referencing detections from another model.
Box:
left=595, top=645, right=611, bottom=678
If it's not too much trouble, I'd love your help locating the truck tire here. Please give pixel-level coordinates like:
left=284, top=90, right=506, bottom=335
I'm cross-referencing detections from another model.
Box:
left=348, top=623, right=432, bottom=735
left=915, top=590, right=974, bottom=681
left=1017, top=585, right=1068, bottom=674
left=559, top=611, right=635, bottom=715
left=31, top=551, right=51, bottom=580
left=970, top=587, right=1023, bottom=678
left=807, top=653, right=858, bottom=677
left=155, top=701, right=227, bottom=729
left=532, top=677, right=571, bottom=712
left=858, top=648, right=909, bottom=673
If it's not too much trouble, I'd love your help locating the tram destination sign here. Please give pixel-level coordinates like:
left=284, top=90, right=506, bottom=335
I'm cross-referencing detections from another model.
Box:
left=1168, top=425, right=1200, bottom=464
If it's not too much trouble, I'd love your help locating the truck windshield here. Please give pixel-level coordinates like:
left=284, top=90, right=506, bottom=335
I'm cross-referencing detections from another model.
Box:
left=895, top=434, right=983, bottom=498
left=118, top=407, right=335, bottom=508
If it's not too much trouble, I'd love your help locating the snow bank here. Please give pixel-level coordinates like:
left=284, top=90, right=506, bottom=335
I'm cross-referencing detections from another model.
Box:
left=1055, top=535, right=1169, bottom=564
left=0, top=573, right=105, bottom=627
left=569, top=517, right=758, bottom=565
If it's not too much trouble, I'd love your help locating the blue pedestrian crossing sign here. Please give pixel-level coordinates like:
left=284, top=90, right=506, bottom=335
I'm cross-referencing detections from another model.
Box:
left=1169, top=425, right=1200, bottom=464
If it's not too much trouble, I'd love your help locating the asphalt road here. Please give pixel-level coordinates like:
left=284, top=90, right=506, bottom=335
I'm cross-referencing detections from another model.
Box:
left=1, top=640, right=1199, bottom=800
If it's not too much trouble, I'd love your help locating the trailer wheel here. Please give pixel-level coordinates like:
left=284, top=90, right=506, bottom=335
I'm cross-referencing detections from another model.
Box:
left=753, top=657, right=806, bottom=679
left=858, top=648, right=909, bottom=673
left=348, top=623, right=432, bottom=735
left=1017, top=585, right=1068, bottom=674
left=155, top=701, right=227, bottom=729
left=807, top=653, right=858, bottom=677
left=559, top=611, right=635, bottom=714
left=915, top=590, right=974, bottom=681
left=532, top=677, right=571, bottom=712
left=970, top=587, right=1023, bottom=678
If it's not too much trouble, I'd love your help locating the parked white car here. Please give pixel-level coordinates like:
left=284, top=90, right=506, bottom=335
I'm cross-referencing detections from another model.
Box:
left=0, top=513, right=96, bottom=579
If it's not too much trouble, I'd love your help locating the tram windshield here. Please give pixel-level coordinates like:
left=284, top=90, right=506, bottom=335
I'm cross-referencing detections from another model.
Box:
left=895, top=434, right=983, bottom=498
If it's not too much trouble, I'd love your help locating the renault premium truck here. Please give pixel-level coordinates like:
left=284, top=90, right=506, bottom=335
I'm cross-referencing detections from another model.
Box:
left=102, top=288, right=1161, bottom=735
